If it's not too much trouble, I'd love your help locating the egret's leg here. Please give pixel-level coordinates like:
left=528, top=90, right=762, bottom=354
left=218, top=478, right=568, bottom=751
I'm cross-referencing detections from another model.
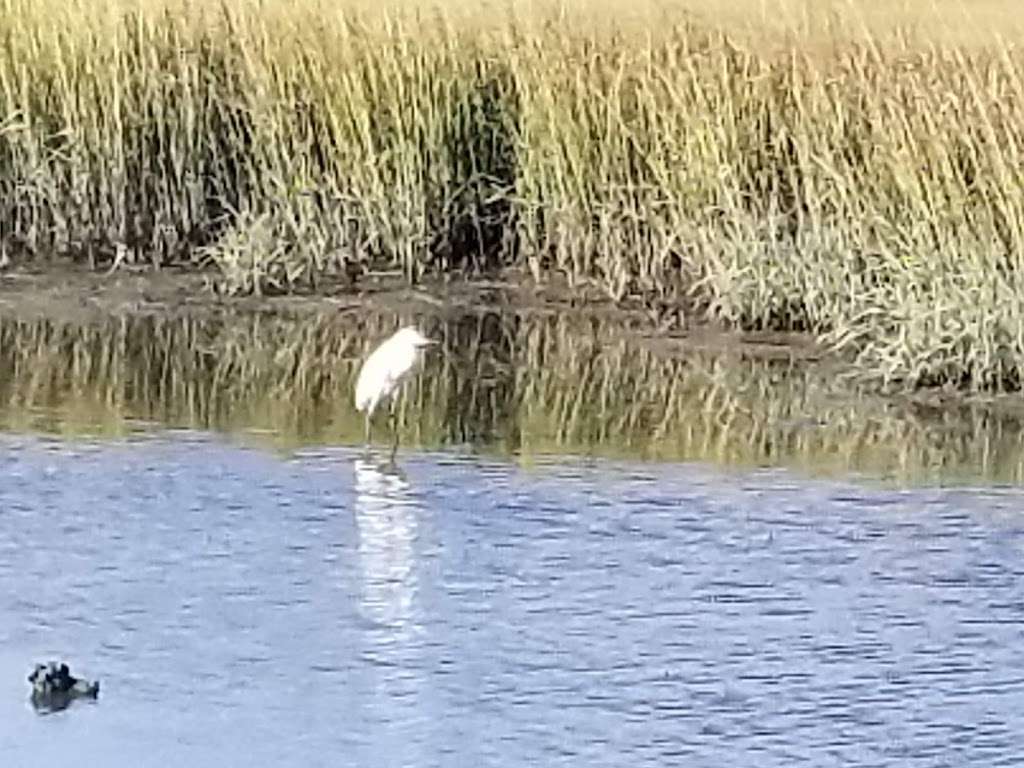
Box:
left=364, top=409, right=373, bottom=447
left=388, top=402, right=399, bottom=461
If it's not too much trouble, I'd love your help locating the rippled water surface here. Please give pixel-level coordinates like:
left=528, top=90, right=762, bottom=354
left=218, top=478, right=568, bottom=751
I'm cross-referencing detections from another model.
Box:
left=3, top=430, right=1024, bottom=767
left=4, top=310, right=1024, bottom=765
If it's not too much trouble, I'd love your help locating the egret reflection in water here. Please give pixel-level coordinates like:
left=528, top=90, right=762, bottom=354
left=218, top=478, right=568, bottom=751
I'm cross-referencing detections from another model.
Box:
left=352, top=454, right=423, bottom=640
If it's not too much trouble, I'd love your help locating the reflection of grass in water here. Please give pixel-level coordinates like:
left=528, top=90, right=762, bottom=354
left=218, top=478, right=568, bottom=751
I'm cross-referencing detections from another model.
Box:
left=0, top=314, right=368, bottom=444
left=1, top=313, right=1024, bottom=484
left=510, top=318, right=1024, bottom=484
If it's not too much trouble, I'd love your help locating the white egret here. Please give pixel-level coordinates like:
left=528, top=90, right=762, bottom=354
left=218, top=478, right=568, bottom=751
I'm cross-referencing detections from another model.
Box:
left=354, top=325, right=437, bottom=457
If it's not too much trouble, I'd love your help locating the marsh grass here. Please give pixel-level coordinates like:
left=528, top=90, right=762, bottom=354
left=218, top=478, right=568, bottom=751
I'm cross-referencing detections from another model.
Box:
left=2, top=311, right=1024, bottom=484
left=4, top=1, right=1024, bottom=388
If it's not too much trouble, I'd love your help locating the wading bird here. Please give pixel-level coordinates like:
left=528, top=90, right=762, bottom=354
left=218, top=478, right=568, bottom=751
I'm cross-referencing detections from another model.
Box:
left=354, top=325, right=437, bottom=458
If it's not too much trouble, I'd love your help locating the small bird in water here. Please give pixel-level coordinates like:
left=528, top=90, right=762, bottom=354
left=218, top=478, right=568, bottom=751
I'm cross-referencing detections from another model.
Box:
left=28, top=662, right=99, bottom=713
left=354, top=325, right=437, bottom=459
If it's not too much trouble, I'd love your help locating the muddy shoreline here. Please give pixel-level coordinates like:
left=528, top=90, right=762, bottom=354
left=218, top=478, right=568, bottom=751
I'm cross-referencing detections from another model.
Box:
left=0, top=262, right=824, bottom=361
left=5, top=262, right=1024, bottom=420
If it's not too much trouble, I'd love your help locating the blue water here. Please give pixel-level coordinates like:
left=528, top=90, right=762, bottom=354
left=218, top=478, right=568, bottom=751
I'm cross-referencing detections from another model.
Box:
left=2, top=432, right=1024, bottom=766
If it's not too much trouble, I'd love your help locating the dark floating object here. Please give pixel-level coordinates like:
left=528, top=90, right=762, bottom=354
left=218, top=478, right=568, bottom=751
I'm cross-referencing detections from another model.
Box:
left=28, top=662, right=100, bottom=714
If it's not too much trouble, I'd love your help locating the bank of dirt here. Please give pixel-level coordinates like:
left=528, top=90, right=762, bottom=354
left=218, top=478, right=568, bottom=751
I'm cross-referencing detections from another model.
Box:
left=3, top=262, right=1024, bottom=438
left=0, top=263, right=824, bottom=363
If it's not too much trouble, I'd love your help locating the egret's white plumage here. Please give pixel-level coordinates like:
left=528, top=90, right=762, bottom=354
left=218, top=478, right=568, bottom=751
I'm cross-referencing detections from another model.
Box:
left=355, top=326, right=436, bottom=455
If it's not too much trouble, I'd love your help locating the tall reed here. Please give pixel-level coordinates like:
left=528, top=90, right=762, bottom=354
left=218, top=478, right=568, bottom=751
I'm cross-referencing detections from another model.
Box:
left=3, top=0, right=1024, bottom=389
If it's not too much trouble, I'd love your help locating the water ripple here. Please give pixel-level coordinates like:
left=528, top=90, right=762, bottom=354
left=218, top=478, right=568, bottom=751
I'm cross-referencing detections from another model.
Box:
left=1, top=436, right=1024, bottom=767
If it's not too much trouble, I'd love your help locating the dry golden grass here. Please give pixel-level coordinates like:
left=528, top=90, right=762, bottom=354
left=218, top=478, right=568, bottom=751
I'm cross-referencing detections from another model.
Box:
left=677, top=0, right=1024, bottom=45
left=4, top=0, right=1024, bottom=389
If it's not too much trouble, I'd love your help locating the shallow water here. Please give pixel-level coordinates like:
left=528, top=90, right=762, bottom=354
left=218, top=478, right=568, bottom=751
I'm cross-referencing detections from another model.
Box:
left=3, top=311, right=1024, bottom=484
left=3, top=311, right=1024, bottom=765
